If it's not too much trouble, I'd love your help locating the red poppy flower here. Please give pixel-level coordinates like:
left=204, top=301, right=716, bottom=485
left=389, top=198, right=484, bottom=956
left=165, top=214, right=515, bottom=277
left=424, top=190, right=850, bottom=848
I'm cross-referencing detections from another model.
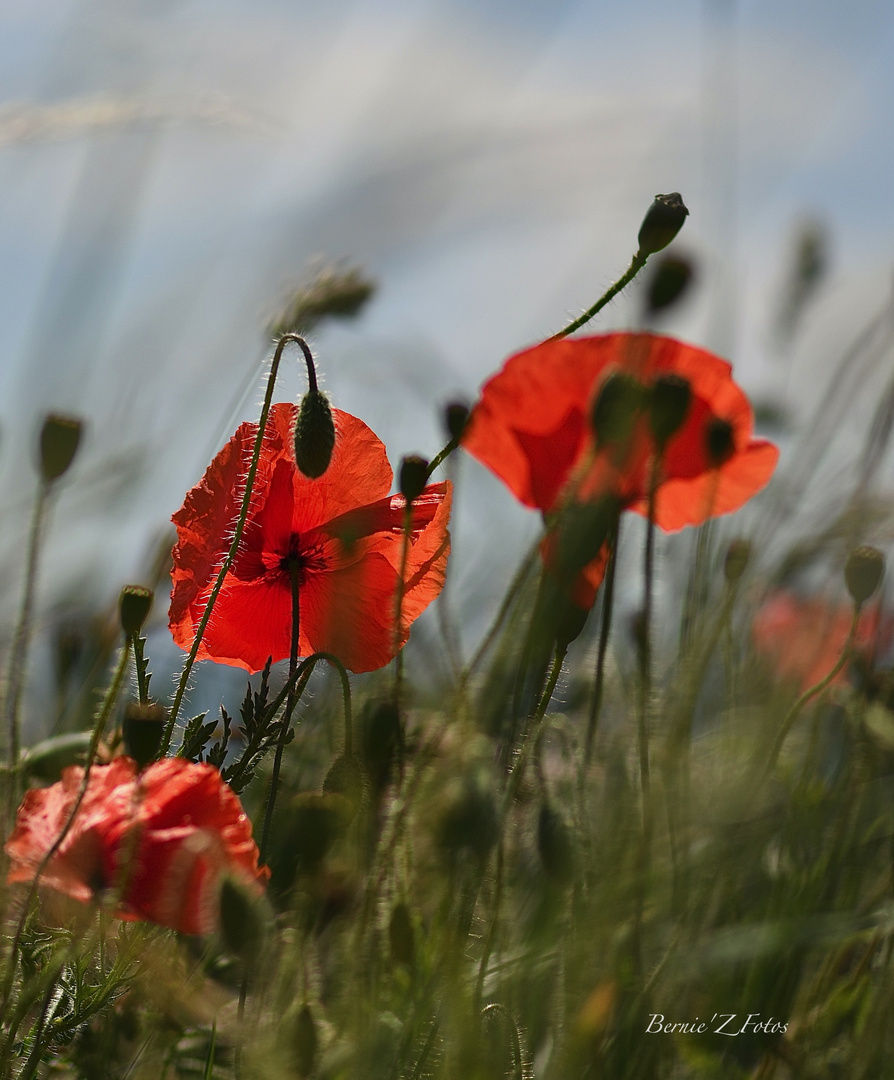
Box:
left=169, top=402, right=451, bottom=674
left=752, top=591, right=892, bottom=692
left=5, top=758, right=267, bottom=935
left=462, top=333, right=778, bottom=602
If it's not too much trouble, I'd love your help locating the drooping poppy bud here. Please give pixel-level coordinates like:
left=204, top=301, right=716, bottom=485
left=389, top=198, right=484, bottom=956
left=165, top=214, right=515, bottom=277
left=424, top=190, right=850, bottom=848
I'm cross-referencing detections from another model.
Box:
left=122, top=703, right=167, bottom=770
left=322, top=754, right=367, bottom=821
left=636, top=193, right=689, bottom=260
left=39, top=414, right=83, bottom=483
left=844, top=545, right=885, bottom=606
left=119, top=585, right=153, bottom=637
left=293, top=388, right=336, bottom=479
left=705, top=417, right=736, bottom=468
left=444, top=401, right=470, bottom=442
left=724, top=539, right=752, bottom=584
left=399, top=455, right=430, bottom=504
left=645, top=254, right=695, bottom=315
left=649, top=374, right=692, bottom=448
left=590, top=372, right=646, bottom=448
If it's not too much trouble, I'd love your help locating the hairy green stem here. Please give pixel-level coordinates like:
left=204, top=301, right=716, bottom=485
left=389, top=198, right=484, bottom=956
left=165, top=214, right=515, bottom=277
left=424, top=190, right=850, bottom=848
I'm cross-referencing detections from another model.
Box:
left=551, top=253, right=647, bottom=340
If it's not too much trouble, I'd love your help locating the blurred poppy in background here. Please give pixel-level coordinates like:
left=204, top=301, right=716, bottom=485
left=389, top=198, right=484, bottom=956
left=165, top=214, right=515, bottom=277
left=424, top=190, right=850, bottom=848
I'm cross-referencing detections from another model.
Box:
left=169, top=402, right=451, bottom=674
left=6, top=757, right=266, bottom=936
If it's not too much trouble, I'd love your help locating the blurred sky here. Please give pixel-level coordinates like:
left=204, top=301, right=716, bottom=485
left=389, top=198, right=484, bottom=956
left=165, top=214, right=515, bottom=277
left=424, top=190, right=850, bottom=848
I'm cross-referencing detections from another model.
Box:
left=3, top=0, right=894, bottom=730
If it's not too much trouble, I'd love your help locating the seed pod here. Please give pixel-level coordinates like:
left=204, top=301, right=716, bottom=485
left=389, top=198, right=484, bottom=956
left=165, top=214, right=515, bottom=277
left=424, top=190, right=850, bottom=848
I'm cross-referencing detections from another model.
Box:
left=399, top=455, right=429, bottom=504
left=122, top=703, right=166, bottom=770
left=845, top=545, right=885, bottom=606
left=444, top=400, right=470, bottom=441
left=39, top=414, right=83, bottom=483
left=705, top=416, right=735, bottom=467
left=636, top=192, right=689, bottom=260
left=724, top=539, right=752, bottom=584
left=649, top=374, right=692, bottom=448
left=590, top=372, right=646, bottom=447
left=119, top=585, right=153, bottom=637
left=293, top=389, right=336, bottom=479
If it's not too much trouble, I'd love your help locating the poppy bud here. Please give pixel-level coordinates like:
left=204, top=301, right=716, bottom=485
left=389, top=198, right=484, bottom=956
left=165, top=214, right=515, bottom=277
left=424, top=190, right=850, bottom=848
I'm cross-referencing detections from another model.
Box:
left=555, top=597, right=589, bottom=651
left=399, top=455, right=430, bottom=504
left=288, top=1003, right=318, bottom=1078
left=537, top=802, right=576, bottom=885
left=435, top=774, right=498, bottom=862
left=590, top=372, right=646, bottom=447
left=282, top=793, right=350, bottom=879
left=362, top=701, right=403, bottom=792
left=444, top=400, right=470, bottom=441
left=645, top=254, right=695, bottom=315
left=724, top=539, right=752, bottom=584
left=844, top=545, right=885, bottom=606
left=705, top=417, right=735, bottom=467
left=39, top=413, right=83, bottom=483
left=554, top=497, right=619, bottom=586
left=119, top=585, right=153, bottom=637
left=293, top=388, right=336, bottom=479
left=649, top=374, right=691, bottom=448
left=322, top=754, right=367, bottom=821
left=389, top=901, right=415, bottom=967
left=636, top=192, right=689, bottom=260
left=219, top=876, right=266, bottom=960
left=122, top=703, right=166, bottom=770
left=268, top=262, right=376, bottom=338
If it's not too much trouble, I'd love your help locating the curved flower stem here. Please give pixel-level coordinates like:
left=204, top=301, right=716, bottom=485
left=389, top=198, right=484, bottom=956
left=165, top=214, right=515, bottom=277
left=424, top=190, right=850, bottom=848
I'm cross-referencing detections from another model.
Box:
left=4, top=478, right=51, bottom=825
left=259, top=563, right=302, bottom=867
left=0, top=641, right=131, bottom=1029
left=583, top=515, right=621, bottom=773
left=551, top=254, right=647, bottom=340
left=760, top=606, right=860, bottom=782
left=425, top=435, right=460, bottom=480
left=162, top=333, right=313, bottom=754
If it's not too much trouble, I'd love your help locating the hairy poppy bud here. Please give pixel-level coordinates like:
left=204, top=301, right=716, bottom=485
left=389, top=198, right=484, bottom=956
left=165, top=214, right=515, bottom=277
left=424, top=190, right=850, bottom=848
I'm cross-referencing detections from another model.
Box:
left=122, top=703, right=166, bottom=770
left=636, top=192, right=689, bottom=260
left=645, top=254, right=695, bottom=315
left=119, top=585, right=153, bottom=637
left=399, top=455, right=430, bottom=504
left=555, top=597, right=589, bottom=651
left=649, top=374, right=692, bottom=448
left=444, top=400, right=470, bottom=441
left=39, top=413, right=83, bottom=483
left=705, top=417, right=735, bottom=467
left=844, top=545, right=885, bottom=606
left=591, top=372, right=646, bottom=447
left=389, top=901, right=415, bottom=967
left=219, top=876, right=266, bottom=960
left=293, top=389, right=336, bottom=479
left=724, top=539, right=752, bottom=584
left=537, top=803, right=576, bottom=885
left=322, top=754, right=367, bottom=821
left=288, top=1003, right=318, bottom=1078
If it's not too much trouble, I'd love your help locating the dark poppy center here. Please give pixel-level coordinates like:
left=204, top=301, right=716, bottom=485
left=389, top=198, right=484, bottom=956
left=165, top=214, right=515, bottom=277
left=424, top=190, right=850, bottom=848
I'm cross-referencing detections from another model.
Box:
left=277, top=535, right=326, bottom=583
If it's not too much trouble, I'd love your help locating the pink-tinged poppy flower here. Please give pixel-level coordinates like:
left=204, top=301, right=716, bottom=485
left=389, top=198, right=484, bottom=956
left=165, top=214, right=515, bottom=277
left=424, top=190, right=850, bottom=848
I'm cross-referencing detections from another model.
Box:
left=462, top=333, right=779, bottom=603
left=752, top=591, right=892, bottom=692
left=5, top=758, right=267, bottom=936
left=169, top=402, right=451, bottom=674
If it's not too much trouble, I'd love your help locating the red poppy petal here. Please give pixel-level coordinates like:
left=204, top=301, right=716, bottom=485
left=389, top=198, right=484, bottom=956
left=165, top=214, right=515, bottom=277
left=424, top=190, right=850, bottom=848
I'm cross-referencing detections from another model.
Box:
left=193, top=574, right=294, bottom=673
left=400, top=482, right=452, bottom=631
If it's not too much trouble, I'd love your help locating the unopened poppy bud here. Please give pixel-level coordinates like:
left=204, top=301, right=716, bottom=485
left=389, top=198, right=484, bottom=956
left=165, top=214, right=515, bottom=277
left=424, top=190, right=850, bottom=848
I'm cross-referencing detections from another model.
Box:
left=362, top=701, right=403, bottom=792
left=444, top=400, right=470, bottom=441
left=284, top=793, right=350, bottom=877
left=705, top=417, right=735, bottom=467
left=537, top=803, right=576, bottom=885
left=389, top=901, right=415, bottom=967
left=435, top=775, right=498, bottom=861
left=289, top=1003, right=318, bottom=1078
left=219, top=876, right=266, bottom=960
left=724, top=539, right=752, bottom=584
left=844, top=545, right=885, bottom=606
left=39, top=413, right=83, bottom=483
left=649, top=374, right=692, bottom=448
left=636, top=192, right=689, bottom=260
left=555, top=598, right=589, bottom=651
left=322, top=754, right=367, bottom=821
left=590, top=372, right=646, bottom=447
left=119, top=585, right=153, bottom=637
left=293, top=389, right=336, bottom=479
left=122, top=703, right=167, bottom=769
left=399, top=455, right=430, bottom=504
left=645, top=254, right=695, bottom=315
left=268, top=262, right=376, bottom=338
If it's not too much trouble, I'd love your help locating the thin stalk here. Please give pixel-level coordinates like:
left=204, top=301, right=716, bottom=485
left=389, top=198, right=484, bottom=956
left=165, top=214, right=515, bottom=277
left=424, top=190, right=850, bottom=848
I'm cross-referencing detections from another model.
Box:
left=583, top=516, right=621, bottom=771
left=132, top=634, right=150, bottom=706
left=162, top=333, right=313, bottom=754
left=4, top=479, right=50, bottom=822
left=0, top=641, right=131, bottom=1030
left=551, top=253, right=647, bottom=340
